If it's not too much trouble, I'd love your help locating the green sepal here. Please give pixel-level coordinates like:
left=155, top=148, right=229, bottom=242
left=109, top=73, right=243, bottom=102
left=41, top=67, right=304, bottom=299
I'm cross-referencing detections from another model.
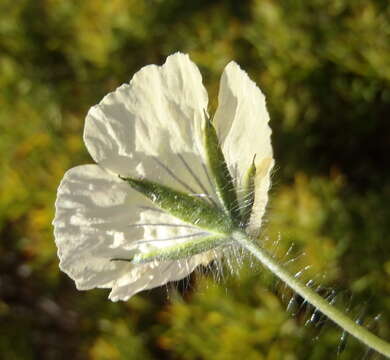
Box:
left=120, top=176, right=233, bottom=235
left=204, top=115, right=241, bottom=224
left=131, top=235, right=228, bottom=264
left=240, top=156, right=256, bottom=227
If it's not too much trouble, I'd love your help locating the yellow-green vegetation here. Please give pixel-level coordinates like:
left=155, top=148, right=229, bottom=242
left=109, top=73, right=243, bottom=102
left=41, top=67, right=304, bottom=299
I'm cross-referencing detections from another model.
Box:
left=1, top=0, right=389, bottom=358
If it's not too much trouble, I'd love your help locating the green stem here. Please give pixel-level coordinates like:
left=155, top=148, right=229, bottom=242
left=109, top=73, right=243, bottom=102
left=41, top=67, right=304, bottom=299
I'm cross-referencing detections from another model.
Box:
left=232, top=230, right=390, bottom=358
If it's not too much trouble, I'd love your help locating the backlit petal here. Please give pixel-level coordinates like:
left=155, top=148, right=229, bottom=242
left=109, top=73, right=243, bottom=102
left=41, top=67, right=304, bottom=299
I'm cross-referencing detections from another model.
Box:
left=108, top=251, right=214, bottom=301
left=53, top=164, right=213, bottom=299
left=213, top=61, right=273, bottom=231
left=84, top=53, right=216, bottom=203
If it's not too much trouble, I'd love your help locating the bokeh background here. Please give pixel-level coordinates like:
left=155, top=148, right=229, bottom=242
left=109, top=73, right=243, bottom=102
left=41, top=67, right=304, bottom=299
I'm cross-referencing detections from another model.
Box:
left=1, top=0, right=390, bottom=359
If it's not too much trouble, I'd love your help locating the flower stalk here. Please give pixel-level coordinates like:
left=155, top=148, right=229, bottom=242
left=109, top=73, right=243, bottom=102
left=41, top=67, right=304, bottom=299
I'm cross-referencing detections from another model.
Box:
left=232, top=230, right=390, bottom=358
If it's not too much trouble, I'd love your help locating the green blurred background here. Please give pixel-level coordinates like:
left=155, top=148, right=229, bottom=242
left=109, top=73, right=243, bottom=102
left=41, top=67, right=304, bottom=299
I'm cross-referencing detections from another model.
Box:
left=1, top=0, right=390, bottom=359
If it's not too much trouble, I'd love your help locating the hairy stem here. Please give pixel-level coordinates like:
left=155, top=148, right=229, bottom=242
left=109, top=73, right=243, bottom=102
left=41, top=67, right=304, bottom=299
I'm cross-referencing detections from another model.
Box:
left=232, top=230, right=390, bottom=358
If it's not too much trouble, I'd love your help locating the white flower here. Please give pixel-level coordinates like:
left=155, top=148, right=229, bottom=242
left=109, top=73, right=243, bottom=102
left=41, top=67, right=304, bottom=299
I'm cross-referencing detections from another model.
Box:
left=53, top=53, right=273, bottom=301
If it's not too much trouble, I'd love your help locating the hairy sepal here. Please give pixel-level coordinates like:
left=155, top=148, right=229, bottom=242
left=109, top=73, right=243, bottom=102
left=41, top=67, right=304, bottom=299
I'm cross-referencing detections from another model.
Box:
left=133, top=235, right=228, bottom=264
left=120, top=176, right=234, bottom=235
left=240, top=157, right=256, bottom=227
left=204, top=116, right=241, bottom=223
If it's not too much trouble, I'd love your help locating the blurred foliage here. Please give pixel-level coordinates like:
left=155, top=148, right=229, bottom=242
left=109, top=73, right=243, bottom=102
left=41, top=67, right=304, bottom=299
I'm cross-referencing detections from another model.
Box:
left=0, top=0, right=389, bottom=359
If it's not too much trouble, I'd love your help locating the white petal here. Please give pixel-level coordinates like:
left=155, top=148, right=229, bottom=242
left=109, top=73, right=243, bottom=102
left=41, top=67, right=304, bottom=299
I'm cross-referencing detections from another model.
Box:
left=213, top=62, right=273, bottom=230
left=53, top=164, right=213, bottom=299
left=84, top=53, right=217, bottom=202
left=108, top=252, right=214, bottom=301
